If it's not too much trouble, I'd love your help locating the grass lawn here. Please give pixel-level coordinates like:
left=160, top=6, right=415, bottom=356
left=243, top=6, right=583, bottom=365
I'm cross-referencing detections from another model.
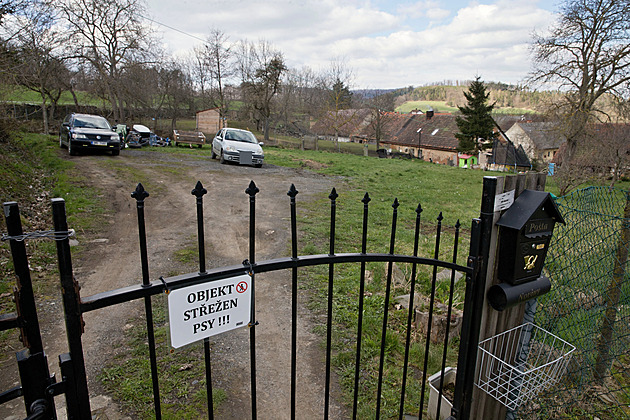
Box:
left=3, top=133, right=626, bottom=418
left=3, top=86, right=103, bottom=106
left=396, top=100, right=459, bottom=114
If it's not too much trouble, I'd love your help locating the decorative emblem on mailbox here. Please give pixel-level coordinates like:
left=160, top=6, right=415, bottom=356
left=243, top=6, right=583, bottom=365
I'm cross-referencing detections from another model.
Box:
left=495, top=189, right=565, bottom=285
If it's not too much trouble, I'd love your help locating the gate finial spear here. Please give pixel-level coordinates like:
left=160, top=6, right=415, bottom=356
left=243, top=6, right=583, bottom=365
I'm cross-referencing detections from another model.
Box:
left=329, top=188, right=338, bottom=201
left=416, top=203, right=423, bottom=214
left=191, top=181, right=207, bottom=197
left=392, top=198, right=399, bottom=209
left=287, top=184, right=299, bottom=198
left=362, top=192, right=371, bottom=204
left=246, top=180, right=259, bottom=196
left=131, top=183, right=149, bottom=202
left=437, top=211, right=444, bottom=222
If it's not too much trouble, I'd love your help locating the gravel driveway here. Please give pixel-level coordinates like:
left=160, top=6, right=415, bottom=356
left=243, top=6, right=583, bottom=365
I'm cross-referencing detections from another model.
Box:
left=1, top=149, right=346, bottom=419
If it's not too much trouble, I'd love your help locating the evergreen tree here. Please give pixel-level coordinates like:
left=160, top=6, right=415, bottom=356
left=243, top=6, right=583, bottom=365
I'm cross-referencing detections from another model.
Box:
left=455, top=77, right=496, bottom=153
left=329, top=78, right=352, bottom=109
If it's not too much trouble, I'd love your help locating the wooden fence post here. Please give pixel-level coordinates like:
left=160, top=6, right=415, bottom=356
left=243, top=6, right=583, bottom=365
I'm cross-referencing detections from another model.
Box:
left=470, top=172, right=546, bottom=419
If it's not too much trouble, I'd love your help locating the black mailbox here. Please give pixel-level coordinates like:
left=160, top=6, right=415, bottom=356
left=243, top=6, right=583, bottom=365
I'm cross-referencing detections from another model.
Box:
left=495, top=189, right=565, bottom=285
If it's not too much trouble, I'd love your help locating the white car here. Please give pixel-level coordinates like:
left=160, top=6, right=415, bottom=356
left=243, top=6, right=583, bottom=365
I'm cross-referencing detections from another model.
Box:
left=211, top=128, right=264, bottom=167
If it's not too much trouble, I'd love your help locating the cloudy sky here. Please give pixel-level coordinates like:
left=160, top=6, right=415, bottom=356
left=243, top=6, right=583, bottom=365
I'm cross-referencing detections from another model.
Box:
left=143, top=0, right=558, bottom=89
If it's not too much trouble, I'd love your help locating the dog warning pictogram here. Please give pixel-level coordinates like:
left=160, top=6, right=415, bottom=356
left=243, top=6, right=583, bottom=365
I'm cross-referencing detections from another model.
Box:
left=237, top=281, right=248, bottom=293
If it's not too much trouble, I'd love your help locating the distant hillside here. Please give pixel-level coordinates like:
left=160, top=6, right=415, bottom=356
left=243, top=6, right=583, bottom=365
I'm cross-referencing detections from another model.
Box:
left=393, top=83, right=554, bottom=114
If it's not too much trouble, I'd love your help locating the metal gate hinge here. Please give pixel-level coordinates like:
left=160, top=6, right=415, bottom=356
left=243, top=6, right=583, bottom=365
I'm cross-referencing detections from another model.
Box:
left=45, top=379, right=65, bottom=397
left=72, top=276, right=86, bottom=334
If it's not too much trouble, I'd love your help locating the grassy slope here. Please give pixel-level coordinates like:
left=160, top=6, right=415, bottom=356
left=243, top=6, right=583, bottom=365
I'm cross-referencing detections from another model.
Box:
left=3, top=134, right=626, bottom=417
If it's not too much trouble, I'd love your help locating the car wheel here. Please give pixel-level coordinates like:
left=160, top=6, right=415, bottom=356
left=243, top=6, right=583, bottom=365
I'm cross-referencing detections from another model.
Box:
left=220, top=151, right=226, bottom=164
left=254, top=163, right=262, bottom=168
left=211, top=149, right=216, bottom=159
left=59, top=134, right=64, bottom=148
left=112, top=148, right=120, bottom=156
left=68, top=140, right=77, bottom=156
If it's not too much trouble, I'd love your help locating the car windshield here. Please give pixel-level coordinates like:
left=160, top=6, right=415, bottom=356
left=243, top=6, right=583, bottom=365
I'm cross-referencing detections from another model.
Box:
left=225, top=130, right=258, bottom=143
left=74, top=115, right=111, bottom=130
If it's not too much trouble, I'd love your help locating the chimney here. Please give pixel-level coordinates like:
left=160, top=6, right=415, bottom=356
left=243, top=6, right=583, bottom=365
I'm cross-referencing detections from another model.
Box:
left=426, top=106, right=434, bottom=120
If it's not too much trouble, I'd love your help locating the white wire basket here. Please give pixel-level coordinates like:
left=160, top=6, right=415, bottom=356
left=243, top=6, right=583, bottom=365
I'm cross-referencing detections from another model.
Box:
left=475, top=322, right=576, bottom=410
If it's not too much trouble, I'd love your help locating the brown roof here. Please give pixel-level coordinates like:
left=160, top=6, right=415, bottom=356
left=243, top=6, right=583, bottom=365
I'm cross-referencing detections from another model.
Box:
left=515, top=122, right=566, bottom=150
left=378, top=114, right=459, bottom=151
left=311, top=109, right=372, bottom=137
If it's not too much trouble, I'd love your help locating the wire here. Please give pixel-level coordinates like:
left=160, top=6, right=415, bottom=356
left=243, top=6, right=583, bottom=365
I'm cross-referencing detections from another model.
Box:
left=139, top=13, right=208, bottom=45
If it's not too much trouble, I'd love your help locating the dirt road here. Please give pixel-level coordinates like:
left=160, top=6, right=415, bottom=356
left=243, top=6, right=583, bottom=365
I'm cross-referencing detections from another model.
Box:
left=1, top=149, right=346, bottom=419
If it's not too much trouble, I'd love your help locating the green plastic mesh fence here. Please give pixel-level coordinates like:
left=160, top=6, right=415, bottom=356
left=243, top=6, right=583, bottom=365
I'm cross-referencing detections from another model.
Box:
left=517, top=186, right=630, bottom=419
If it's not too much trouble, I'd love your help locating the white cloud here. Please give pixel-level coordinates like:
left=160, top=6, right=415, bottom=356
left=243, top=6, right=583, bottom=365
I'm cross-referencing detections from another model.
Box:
left=145, top=0, right=556, bottom=88
left=397, top=1, right=450, bottom=21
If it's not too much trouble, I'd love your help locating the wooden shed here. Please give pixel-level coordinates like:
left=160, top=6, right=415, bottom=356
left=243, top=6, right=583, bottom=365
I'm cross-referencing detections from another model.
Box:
left=196, top=108, right=223, bottom=135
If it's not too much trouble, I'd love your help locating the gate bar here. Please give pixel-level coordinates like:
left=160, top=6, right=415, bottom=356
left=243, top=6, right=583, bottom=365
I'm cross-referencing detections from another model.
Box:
left=418, top=212, right=444, bottom=420
left=288, top=184, right=299, bottom=420
left=324, top=188, right=338, bottom=420
left=79, top=253, right=472, bottom=313
left=191, top=181, right=214, bottom=420
left=398, top=203, right=422, bottom=419
left=375, top=198, right=399, bottom=419
left=352, top=193, right=371, bottom=420
left=131, top=184, right=162, bottom=419
left=436, top=220, right=461, bottom=418
left=246, top=181, right=259, bottom=419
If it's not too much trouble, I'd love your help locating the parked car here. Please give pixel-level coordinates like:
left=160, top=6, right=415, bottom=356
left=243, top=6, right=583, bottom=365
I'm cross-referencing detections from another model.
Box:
left=59, top=113, right=121, bottom=156
left=211, top=128, right=264, bottom=167
left=126, top=124, right=152, bottom=148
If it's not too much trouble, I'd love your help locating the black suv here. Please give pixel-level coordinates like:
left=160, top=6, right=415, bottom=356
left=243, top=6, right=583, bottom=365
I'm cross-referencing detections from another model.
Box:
left=59, top=113, right=121, bottom=156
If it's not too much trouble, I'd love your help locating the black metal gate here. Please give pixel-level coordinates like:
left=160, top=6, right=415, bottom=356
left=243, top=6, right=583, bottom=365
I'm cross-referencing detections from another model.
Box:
left=1, top=180, right=491, bottom=419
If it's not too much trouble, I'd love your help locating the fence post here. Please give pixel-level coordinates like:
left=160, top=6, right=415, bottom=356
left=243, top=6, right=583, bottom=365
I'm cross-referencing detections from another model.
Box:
left=51, top=198, right=92, bottom=419
left=3, top=201, right=57, bottom=418
left=451, top=173, right=547, bottom=419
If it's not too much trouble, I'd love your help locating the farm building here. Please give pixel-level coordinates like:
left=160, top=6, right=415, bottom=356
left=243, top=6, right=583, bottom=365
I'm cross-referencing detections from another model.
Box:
left=196, top=108, right=223, bottom=136
left=377, top=112, right=460, bottom=165
left=310, top=108, right=372, bottom=142
left=505, top=122, right=566, bottom=163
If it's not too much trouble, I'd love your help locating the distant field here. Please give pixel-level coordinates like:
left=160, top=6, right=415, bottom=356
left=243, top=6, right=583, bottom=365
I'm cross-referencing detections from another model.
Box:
left=395, top=100, right=459, bottom=113
left=3, top=86, right=102, bottom=106
left=492, top=106, right=539, bottom=115
left=395, top=100, right=538, bottom=115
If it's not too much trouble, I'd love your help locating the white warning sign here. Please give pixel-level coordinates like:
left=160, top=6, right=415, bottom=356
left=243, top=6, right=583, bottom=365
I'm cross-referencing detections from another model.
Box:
left=168, top=274, right=252, bottom=348
left=494, top=189, right=515, bottom=212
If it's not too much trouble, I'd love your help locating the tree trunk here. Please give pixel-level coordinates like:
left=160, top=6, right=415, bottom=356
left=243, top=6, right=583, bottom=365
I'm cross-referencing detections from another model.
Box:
left=263, top=118, right=270, bottom=142
left=70, top=87, right=80, bottom=107
left=40, top=92, right=49, bottom=134
left=594, top=190, right=630, bottom=382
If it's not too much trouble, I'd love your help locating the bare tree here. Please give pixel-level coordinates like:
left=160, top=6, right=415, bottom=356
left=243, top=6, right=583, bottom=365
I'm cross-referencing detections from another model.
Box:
left=0, top=0, right=29, bottom=25
left=319, top=58, right=357, bottom=151
left=160, top=61, right=194, bottom=131
left=276, top=66, right=325, bottom=134
left=205, top=29, right=233, bottom=118
left=189, top=29, right=233, bottom=117
left=237, top=39, right=287, bottom=141
left=592, top=123, right=630, bottom=188
left=57, top=0, right=157, bottom=121
left=365, top=90, right=396, bottom=149
left=7, top=1, right=70, bottom=132
left=529, top=0, right=630, bottom=164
